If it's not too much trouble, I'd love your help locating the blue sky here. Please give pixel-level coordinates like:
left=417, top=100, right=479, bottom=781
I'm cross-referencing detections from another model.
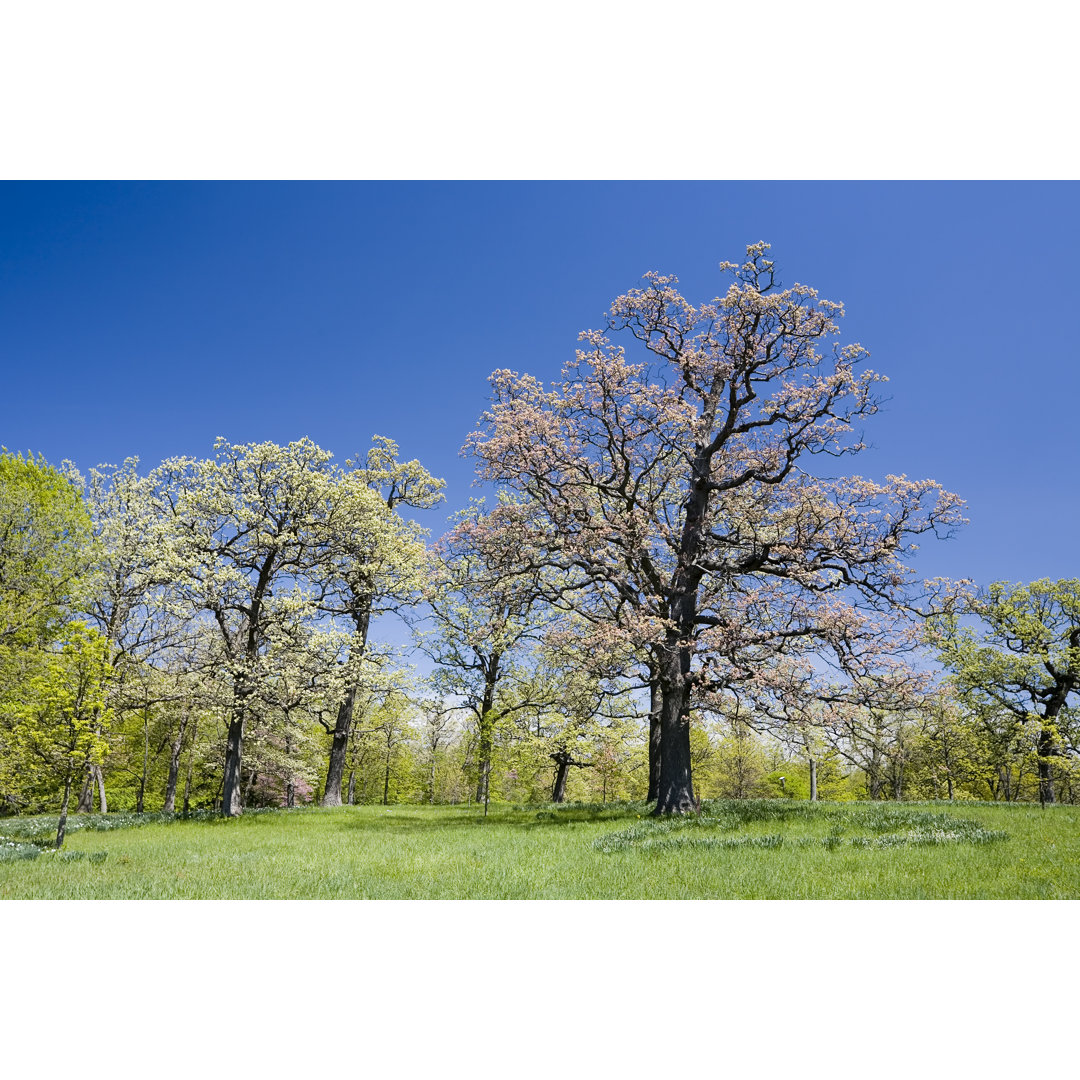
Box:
left=2, top=180, right=1077, bottom=590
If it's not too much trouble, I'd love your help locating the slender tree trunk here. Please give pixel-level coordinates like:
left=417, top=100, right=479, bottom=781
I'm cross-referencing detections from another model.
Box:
left=77, top=769, right=94, bottom=813
left=347, top=770, right=356, bottom=805
left=322, top=685, right=356, bottom=807
left=136, top=711, right=150, bottom=813
left=94, top=765, right=106, bottom=814
left=383, top=748, right=391, bottom=805
left=941, top=736, right=955, bottom=801
left=809, top=757, right=817, bottom=802
left=647, top=678, right=661, bottom=802
left=654, top=642, right=695, bottom=815
left=182, top=716, right=198, bottom=815
left=55, top=776, right=73, bottom=849
left=163, top=711, right=189, bottom=813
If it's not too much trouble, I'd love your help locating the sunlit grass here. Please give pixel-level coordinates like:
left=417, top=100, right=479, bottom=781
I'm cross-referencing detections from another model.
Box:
left=1, top=799, right=1077, bottom=899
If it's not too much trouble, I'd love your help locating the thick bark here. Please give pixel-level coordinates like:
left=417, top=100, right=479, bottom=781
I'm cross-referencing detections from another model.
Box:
left=323, top=607, right=371, bottom=807
left=653, top=441, right=714, bottom=815
left=551, top=753, right=570, bottom=803
left=322, top=685, right=356, bottom=807
left=1037, top=725, right=1056, bottom=805
left=163, top=711, right=189, bottom=813
left=474, top=670, right=498, bottom=805
left=222, top=708, right=245, bottom=817
left=654, top=644, right=696, bottom=815
left=647, top=678, right=661, bottom=802
left=55, top=777, right=72, bottom=849
left=809, top=758, right=817, bottom=802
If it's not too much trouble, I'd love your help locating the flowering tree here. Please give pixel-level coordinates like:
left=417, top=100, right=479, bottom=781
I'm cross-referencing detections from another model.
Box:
left=468, top=244, right=964, bottom=813
left=152, top=438, right=347, bottom=816
left=317, top=437, right=443, bottom=807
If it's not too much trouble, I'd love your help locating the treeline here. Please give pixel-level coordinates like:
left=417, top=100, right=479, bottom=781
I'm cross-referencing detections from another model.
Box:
left=3, top=245, right=1079, bottom=844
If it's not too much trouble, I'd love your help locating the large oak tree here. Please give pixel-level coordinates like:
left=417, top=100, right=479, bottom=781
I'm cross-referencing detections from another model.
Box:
left=468, top=244, right=963, bottom=813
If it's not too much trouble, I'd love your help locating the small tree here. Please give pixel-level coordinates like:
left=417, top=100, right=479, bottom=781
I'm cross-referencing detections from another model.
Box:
left=929, top=579, right=1080, bottom=804
left=3, top=622, right=112, bottom=846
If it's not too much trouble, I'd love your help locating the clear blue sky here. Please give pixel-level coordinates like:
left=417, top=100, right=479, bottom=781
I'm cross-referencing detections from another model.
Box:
left=2, top=181, right=1077, bottom=588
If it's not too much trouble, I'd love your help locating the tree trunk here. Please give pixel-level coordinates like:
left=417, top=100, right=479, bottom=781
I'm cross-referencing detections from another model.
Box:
left=163, top=711, right=189, bottom=813
left=654, top=646, right=695, bottom=815
left=323, top=608, right=370, bottom=806
left=222, top=707, right=245, bottom=817
left=136, top=712, right=150, bottom=813
left=474, top=668, right=498, bottom=804
left=77, top=769, right=94, bottom=813
left=55, top=776, right=73, bottom=849
left=647, top=678, right=661, bottom=802
left=322, top=684, right=356, bottom=807
left=1038, top=723, right=1057, bottom=805
left=383, top=749, right=391, bottom=806
left=347, top=770, right=356, bottom=805
left=182, top=716, right=198, bottom=815
left=809, top=757, right=817, bottom=802
left=95, top=765, right=107, bottom=814
left=551, top=753, right=570, bottom=803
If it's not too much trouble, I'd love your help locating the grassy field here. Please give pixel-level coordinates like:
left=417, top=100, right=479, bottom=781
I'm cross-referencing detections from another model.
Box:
left=1, top=798, right=1077, bottom=899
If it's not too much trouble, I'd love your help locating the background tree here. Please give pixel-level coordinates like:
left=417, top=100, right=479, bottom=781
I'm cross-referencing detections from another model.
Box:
left=929, top=579, right=1080, bottom=804
left=420, top=500, right=553, bottom=807
left=1, top=622, right=112, bottom=846
left=0, top=449, right=94, bottom=648
left=317, top=437, right=442, bottom=807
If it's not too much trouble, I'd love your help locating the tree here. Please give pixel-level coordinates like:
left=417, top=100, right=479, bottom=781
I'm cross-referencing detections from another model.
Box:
left=70, top=456, right=184, bottom=813
left=468, top=244, right=963, bottom=813
left=317, top=437, right=442, bottom=807
left=152, top=438, right=344, bottom=816
left=420, top=500, right=553, bottom=807
left=1, top=622, right=112, bottom=847
left=929, top=579, right=1080, bottom=804
left=0, top=449, right=94, bottom=648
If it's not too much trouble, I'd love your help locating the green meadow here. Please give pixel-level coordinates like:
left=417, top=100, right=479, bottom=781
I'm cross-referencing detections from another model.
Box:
left=1, top=799, right=1077, bottom=900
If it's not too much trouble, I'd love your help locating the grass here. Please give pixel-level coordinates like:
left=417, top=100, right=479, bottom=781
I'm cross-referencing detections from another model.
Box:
left=0, top=798, right=1077, bottom=899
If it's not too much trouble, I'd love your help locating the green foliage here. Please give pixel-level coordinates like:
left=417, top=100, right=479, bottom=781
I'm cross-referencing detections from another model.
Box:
left=0, top=621, right=112, bottom=815
left=0, top=449, right=95, bottom=647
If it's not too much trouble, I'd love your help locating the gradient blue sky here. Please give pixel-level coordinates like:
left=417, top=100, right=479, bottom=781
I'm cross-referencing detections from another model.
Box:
left=2, top=181, right=1077, bottom=589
